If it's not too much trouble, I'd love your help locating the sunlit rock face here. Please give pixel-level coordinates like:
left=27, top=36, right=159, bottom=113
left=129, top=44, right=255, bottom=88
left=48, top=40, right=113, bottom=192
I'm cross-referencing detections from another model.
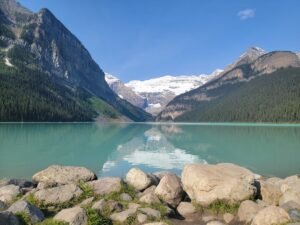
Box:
left=100, top=127, right=206, bottom=176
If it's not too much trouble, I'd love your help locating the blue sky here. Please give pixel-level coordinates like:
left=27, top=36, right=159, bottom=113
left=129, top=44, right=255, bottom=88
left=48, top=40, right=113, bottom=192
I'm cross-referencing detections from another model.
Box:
left=19, top=0, right=300, bottom=82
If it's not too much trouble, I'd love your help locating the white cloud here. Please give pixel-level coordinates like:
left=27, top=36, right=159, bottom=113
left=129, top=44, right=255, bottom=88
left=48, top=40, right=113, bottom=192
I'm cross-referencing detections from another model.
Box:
left=238, top=9, right=256, bottom=20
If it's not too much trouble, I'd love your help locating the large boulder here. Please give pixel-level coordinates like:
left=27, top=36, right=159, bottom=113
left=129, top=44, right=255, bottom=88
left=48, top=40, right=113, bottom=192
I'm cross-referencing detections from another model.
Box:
left=0, top=211, right=20, bottom=225
left=87, top=177, right=121, bottom=195
left=259, top=180, right=282, bottom=205
left=278, top=175, right=300, bottom=206
left=125, top=168, right=152, bottom=191
left=181, top=163, right=256, bottom=206
left=238, top=200, right=265, bottom=223
left=7, top=200, right=44, bottom=223
left=0, top=185, right=21, bottom=203
left=251, top=206, right=290, bottom=225
left=32, top=165, right=96, bottom=187
left=34, top=184, right=82, bottom=205
left=154, top=174, right=183, bottom=207
left=54, top=207, right=87, bottom=225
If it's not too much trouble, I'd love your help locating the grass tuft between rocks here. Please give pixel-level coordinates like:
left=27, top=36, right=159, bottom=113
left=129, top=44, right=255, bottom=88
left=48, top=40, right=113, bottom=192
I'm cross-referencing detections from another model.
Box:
left=208, top=200, right=239, bottom=215
left=37, top=219, right=68, bottom=225
left=85, top=207, right=112, bottom=225
left=15, top=212, right=32, bottom=225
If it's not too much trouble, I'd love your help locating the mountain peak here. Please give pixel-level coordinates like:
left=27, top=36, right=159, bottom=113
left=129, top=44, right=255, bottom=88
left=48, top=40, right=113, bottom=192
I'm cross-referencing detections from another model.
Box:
left=0, top=0, right=32, bottom=23
left=243, top=46, right=266, bottom=58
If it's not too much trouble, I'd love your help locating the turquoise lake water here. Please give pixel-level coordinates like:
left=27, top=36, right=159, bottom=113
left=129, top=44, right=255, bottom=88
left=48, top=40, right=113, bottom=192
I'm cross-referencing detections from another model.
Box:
left=0, top=123, right=300, bottom=179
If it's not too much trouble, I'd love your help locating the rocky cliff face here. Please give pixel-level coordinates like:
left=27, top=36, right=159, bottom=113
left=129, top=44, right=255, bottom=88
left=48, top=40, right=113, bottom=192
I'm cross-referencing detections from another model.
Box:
left=0, top=0, right=151, bottom=122
left=157, top=48, right=300, bottom=122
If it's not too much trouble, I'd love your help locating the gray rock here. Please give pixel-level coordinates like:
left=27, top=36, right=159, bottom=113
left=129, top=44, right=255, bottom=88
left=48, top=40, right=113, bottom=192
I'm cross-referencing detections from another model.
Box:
left=281, top=201, right=300, bottom=211
left=0, top=200, right=7, bottom=211
left=87, top=177, right=121, bottom=195
left=139, top=207, right=161, bottom=219
left=128, top=203, right=141, bottom=210
left=79, top=197, right=94, bottom=207
left=137, top=213, right=147, bottom=223
left=120, top=193, right=132, bottom=201
left=251, top=206, right=290, bottom=225
left=238, top=200, right=264, bottom=223
left=54, top=207, right=87, bottom=225
left=141, top=185, right=156, bottom=196
left=139, top=192, right=160, bottom=204
left=0, top=211, right=20, bottom=225
left=7, top=200, right=44, bottom=223
left=182, top=163, right=256, bottom=206
left=125, top=168, right=152, bottom=191
left=110, top=208, right=136, bottom=223
left=91, top=199, right=106, bottom=211
left=177, top=202, right=196, bottom=218
left=106, top=200, right=123, bottom=212
left=0, top=179, right=9, bottom=188
left=0, top=185, right=21, bottom=203
left=8, top=179, right=34, bottom=189
left=34, top=184, right=82, bottom=205
left=154, top=173, right=183, bottom=207
left=32, top=165, right=96, bottom=187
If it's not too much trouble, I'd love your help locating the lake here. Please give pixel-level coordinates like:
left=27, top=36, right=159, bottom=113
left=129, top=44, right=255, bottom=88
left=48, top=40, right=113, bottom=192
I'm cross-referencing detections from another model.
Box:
left=0, top=123, right=300, bottom=179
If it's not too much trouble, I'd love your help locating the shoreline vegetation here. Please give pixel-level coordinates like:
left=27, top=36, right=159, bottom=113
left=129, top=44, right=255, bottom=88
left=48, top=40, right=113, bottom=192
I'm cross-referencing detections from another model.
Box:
left=0, top=163, right=299, bottom=225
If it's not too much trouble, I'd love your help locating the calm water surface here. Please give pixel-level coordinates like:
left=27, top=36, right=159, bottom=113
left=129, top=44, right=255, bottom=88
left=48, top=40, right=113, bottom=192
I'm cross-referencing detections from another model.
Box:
left=0, top=123, right=300, bottom=179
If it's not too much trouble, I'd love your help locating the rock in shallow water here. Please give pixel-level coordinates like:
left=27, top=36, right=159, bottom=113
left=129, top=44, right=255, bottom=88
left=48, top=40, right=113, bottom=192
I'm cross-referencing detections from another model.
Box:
left=181, top=163, right=256, bottom=206
left=34, top=184, right=82, bottom=205
left=125, top=168, right=152, bottom=191
left=32, top=165, right=96, bottom=187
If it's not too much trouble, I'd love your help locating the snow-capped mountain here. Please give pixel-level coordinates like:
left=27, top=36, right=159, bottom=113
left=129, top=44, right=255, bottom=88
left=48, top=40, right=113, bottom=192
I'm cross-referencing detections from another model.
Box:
left=105, top=69, right=223, bottom=115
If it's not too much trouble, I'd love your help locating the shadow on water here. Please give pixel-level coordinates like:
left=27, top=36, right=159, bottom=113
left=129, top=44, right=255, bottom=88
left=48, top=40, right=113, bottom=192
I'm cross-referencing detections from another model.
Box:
left=0, top=123, right=300, bottom=179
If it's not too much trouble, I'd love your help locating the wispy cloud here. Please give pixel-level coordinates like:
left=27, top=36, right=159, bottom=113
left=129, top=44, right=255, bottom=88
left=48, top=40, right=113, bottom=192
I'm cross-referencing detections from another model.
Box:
left=238, top=9, right=255, bottom=20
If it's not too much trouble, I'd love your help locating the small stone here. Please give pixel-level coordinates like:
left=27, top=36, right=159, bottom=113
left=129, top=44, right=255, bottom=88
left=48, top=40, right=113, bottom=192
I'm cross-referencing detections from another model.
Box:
left=0, top=211, right=20, bottom=225
left=128, top=203, right=141, bottom=210
left=91, top=199, right=106, bottom=211
left=125, top=168, right=152, bottom=191
left=54, top=207, right=87, bottom=225
left=87, top=177, right=121, bottom=195
left=106, top=200, right=123, bottom=212
left=177, top=202, right=196, bottom=218
left=0, top=185, right=21, bottom=203
left=154, top=173, right=183, bottom=207
left=137, top=213, right=147, bottom=223
left=251, top=206, right=291, bottom=225
left=202, top=215, right=218, bottom=223
left=79, top=197, right=94, bottom=207
left=139, top=207, right=161, bottom=219
left=110, top=208, right=136, bottom=223
left=7, top=200, right=44, bottom=223
left=143, top=223, right=169, bottom=225
left=34, top=184, right=82, bottom=205
left=223, top=213, right=234, bottom=224
left=120, top=193, right=132, bottom=201
left=32, top=165, right=96, bottom=187
left=139, top=192, right=160, bottom=204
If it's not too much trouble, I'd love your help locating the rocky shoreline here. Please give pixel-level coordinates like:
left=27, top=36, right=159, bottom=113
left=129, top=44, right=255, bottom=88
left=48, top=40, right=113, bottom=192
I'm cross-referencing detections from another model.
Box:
left=0, top=163, right=299, bottom=225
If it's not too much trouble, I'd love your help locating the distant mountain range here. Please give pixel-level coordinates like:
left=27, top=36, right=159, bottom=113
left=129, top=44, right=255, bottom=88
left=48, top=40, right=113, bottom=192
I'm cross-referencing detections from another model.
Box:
left=157, top=47, right=300, bottom=122
left=105, top=69, right=222, bottom=115
left=0, top=0, right=151, bottom=122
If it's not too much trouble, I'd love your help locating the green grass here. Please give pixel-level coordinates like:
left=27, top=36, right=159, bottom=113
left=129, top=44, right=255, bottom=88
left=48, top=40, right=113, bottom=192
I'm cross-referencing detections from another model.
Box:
left=85, top=207, right=113, bottom=225
left=90, top=97, right=120, bottom=119
left=37, top=219, right=68, bottom=225
left=207, top=200, right=239, bottom=215
left=15, top=212, right=32, bottom=225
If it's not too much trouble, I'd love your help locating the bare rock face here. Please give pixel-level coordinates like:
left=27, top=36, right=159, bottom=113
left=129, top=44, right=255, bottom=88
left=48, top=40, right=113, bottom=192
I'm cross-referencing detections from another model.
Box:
left=7, top=200, right=44, bottom=223
left=181, top=163, right=256, bottom=206
left=238, top=200, right=265, bottom=223
left=87, top=177, right=121, bottom=195
left=154, top=174, right=183, bottom=207
left=32, top=165, right=96, bottom=187
left=0, top=185, right=21, bottom=203
left=54, top=207, right=87, bottom=225
left=0, top=211, right=20, bottom=225
left=125, top=168, right=152, bottom=191
left=251, top=206, right=290, bottom=225
left=34, top=184, right=82, bottom=205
